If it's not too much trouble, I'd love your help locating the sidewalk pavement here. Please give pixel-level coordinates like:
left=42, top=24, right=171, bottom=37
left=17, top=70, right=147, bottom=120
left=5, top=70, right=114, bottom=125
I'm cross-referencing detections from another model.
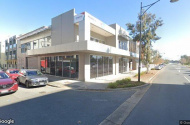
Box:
left=46, top=68, right=147, bottom=90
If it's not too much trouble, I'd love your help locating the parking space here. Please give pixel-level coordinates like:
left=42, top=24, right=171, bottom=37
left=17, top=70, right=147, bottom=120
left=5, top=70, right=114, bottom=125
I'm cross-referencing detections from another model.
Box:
left=0, top=84, right=70, bottom=107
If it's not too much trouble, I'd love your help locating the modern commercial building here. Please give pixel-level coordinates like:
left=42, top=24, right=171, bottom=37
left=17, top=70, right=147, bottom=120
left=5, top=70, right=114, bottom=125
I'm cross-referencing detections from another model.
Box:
left=0, top=41, right=7, bottom=69
left=17, top=9, right=139, bottom=81
left=5, top=35, right=18, bottom=69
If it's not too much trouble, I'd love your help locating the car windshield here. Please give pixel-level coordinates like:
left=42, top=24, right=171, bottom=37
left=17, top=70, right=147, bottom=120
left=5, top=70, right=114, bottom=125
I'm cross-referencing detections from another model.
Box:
left=0, top=72, right=9, bottom=79
left=9, top=70, right=19, bottom=74
left=27, top=71, right=42, bottom=76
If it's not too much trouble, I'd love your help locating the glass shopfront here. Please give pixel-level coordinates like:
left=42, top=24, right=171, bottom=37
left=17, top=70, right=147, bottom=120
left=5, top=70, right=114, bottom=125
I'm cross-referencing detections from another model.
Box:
left=40, top=55, right=78, bottom=79
left=90, top=55, right=113, bottom=79
left=119, top=58, right=128, bottom=73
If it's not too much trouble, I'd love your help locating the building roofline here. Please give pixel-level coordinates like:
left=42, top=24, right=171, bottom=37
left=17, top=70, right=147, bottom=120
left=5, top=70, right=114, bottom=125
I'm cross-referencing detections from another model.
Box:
left=16, top=26, right=51, bottom=40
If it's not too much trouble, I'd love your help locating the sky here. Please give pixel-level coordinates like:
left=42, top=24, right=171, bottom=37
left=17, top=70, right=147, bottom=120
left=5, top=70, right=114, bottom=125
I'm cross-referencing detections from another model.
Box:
left=0, top=0, right=189, bottom=60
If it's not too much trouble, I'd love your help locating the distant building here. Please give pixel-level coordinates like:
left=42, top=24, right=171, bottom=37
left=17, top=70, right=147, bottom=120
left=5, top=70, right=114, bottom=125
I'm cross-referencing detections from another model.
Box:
left=0, top=41, right=6, bottom=69
left=5, top=35, right=17, bottom=69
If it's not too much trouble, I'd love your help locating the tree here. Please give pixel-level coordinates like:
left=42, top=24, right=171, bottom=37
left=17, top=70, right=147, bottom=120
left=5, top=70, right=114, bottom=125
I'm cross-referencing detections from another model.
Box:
left=180, top=55, right=190, bottom=65
left=151, top=49, right=163, bottom=64
left=126, top=11, right=163, bottom=73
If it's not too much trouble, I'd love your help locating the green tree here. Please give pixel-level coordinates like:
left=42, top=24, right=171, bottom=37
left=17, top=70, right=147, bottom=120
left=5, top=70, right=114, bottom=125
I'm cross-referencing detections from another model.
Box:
left=126, top=11, right=163, bottom=73
left=181, top=55, right=190, bottom=65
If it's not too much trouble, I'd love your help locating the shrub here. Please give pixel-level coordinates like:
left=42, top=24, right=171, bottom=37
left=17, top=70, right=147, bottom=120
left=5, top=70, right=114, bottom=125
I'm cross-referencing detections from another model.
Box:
left=107, top=76, right=145, bottom=89
left=134, top=71, right=146, bottom=77
left=107, top=83, right=117, bottom=88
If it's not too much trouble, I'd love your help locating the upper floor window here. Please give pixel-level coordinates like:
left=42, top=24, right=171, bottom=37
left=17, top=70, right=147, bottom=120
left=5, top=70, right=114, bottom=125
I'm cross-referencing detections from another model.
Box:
left=20, top=36, right=51, bottom=52
left=33, top=40, right=39, bottom=49
left=26, top=42, right=31, bottom=50
left=119, top=41, right=128, bottom=51
left=21, top=44, right=27, bottom=53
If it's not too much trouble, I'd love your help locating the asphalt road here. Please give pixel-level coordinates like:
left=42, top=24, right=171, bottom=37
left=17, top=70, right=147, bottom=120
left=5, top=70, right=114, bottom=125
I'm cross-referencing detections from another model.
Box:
left=0, top=88, right=135, bottom=125
left=123, top=63, right=190, bottom=125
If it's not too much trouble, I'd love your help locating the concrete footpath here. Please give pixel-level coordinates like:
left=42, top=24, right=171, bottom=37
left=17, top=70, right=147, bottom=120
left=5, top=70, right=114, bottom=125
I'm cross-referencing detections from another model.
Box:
left=46, top=68, right=147, bottom=90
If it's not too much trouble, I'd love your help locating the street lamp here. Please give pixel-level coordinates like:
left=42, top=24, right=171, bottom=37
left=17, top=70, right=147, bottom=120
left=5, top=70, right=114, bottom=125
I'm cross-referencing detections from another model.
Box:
left=138, top=0, right=179, bottom=82
left=170, top=0, right=179, bottom=3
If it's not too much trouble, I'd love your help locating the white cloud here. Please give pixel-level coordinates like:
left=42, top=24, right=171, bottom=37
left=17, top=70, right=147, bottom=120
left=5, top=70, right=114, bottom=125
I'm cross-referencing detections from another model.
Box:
left=0, top=34, right=13, bottom=42
left=153, top=37, right=190, bottom=60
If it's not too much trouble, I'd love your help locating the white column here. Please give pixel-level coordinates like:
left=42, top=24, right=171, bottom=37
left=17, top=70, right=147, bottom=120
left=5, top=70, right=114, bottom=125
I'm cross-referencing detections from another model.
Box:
left=130, top=61, right=133, bottom=70
left=112, top=56, right=116, bottom=75
left=115, top=56, right=119, bottom=75
left=84, top=53, right=90, bottom=81
left=78, top=53, right=85, bottom=81
left=79, top=14, right=90, bottom=42
left=127, top=59, right=130, bottom=72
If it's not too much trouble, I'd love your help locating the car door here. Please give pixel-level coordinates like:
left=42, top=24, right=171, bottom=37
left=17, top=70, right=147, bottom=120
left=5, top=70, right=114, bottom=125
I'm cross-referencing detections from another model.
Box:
left=19, top=70, right=25, bottom=83
left=22, top=72, right=27, bottom=84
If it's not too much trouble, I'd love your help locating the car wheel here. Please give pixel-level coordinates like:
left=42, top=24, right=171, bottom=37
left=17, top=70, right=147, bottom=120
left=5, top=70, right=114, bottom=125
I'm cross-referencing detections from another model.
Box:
left=26, top=81, right=30, bottom=88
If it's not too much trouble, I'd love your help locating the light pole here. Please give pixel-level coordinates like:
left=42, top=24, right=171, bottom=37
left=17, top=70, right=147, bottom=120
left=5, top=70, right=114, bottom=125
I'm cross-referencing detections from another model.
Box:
left=138, top=0, right=179, bottom=82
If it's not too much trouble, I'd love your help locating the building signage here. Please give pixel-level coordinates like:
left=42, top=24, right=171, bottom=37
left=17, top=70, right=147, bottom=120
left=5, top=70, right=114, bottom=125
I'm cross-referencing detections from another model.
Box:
left=74, top=12, right=85, bottom=23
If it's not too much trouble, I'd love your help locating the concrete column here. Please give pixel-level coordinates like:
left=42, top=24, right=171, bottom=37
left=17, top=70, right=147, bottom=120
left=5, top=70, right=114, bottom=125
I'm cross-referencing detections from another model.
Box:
left=130, top=61, right=133, bottom=71
left=115, top=25, right=119, bottom=49
left=132, top=59, right=138, bottom=70
left=112, top=56, right=116, bottom=75
left=37, top=56, right=41, bottom=71
left=79, top=53, right=85, bottom=81
left=84, top=53, right=90, bottom=81
left=79, top=15, right=90, bottom=42
left=127, top=59, right=130, bottom=72
left=115, top=56, right=119, bottom=75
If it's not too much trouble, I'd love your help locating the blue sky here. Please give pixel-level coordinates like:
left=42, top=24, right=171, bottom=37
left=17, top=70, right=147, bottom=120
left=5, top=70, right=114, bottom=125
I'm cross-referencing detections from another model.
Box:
left=0, top=0, right=189, bottom=60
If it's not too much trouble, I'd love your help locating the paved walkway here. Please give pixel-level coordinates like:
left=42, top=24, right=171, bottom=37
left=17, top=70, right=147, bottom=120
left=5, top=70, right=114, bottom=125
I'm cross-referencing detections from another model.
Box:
left=47, top=68, right=147, bottom=90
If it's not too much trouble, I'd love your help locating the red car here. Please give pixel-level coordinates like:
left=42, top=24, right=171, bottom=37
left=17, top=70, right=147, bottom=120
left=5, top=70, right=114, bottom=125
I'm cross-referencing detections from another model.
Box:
left=0, top=71, right=18, bottom=95
left=6, top=69, right=19, bottom=81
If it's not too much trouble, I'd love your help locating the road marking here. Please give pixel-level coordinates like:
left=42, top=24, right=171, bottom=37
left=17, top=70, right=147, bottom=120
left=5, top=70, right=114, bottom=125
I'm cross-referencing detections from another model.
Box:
left=184, top=76, right=190, bottom=82
left=178, top=70, right=180, bottom=73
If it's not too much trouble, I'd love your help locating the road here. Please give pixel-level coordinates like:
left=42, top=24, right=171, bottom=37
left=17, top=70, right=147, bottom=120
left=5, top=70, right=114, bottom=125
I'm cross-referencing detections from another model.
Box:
left=0, top=86, right=135, bottom=125
left=123, top=63, right=190, bottom=125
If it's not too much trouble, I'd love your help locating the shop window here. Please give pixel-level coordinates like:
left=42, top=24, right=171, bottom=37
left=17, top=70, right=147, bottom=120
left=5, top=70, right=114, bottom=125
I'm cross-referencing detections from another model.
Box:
left=90, top=55, right=113, bottom=79
left=40, top=57, right=46, bottom=73
left=50, top=57, right=55, bottom=75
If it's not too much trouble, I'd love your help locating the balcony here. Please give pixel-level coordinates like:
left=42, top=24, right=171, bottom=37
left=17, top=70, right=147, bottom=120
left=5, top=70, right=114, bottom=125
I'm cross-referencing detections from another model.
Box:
left=5, top=47, right=9, bottom=52
left=13, top=44, right=17, bottom=49
left=7, top=55, right=12, bottom=60
left=12, top=54, right=16, bottom=59
left=9, top=45, right=13, bottom=50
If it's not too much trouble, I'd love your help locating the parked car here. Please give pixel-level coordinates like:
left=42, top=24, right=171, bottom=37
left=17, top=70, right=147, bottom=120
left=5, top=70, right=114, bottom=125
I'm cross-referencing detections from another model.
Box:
left=0, top=71, right=18, bottom=95
left=17, top=69, right=48, bottom=88
left=155, top=65, right=162, bottom=70
left=6, top=69, right=20, bottom=81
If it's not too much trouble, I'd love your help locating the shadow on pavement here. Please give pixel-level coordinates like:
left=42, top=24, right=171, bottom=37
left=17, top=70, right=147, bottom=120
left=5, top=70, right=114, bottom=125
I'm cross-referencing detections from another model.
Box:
left=0, top=89, right=135, bottom=125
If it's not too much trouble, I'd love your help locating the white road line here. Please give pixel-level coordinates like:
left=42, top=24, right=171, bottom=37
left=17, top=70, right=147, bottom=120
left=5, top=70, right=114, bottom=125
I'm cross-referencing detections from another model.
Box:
left=178, top=70, right=180, bottom=73
left=184, top=76, right=190, bottom=82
